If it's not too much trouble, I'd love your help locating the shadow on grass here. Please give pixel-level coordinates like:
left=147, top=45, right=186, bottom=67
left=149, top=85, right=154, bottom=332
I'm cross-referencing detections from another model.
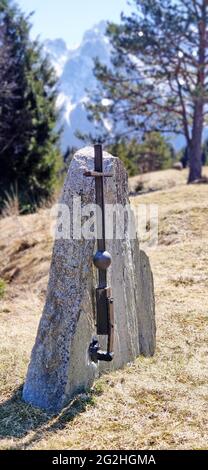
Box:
left=0, top=383, right=102, bottom=448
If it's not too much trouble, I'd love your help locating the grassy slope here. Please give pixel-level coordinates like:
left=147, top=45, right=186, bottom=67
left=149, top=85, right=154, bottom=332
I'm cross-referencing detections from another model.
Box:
left=0, top=168, right=208, bottom=450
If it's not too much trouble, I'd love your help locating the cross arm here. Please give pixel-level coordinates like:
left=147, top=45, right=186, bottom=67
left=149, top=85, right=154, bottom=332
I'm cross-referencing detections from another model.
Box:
left=84, top=170, right=113, bottom=177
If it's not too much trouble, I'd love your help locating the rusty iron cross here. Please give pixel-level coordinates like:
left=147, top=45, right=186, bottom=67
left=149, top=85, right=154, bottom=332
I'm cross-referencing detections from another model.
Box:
left=84, top=144, right=114, bottom=362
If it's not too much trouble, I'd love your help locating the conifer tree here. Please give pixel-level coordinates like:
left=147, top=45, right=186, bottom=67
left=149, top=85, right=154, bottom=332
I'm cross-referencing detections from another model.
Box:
left=86, top=0, right=208, bottom=182
left=0, top=0, right=61, bottom=212
left=108, top=133, right=174, bottom=175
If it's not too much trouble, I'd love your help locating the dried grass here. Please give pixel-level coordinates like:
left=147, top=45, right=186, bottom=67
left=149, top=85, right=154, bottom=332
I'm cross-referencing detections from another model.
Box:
left=0, top=170, right=208, bottom=450
left=129, top=165, right=208, bottom=194
left=1, top=185, right=20, bottom=218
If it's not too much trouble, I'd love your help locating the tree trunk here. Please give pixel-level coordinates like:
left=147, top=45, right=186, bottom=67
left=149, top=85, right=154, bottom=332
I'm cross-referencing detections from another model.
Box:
left=188, top=101, right=203, bottom=183
left=188, top=1, right=206, bottom=183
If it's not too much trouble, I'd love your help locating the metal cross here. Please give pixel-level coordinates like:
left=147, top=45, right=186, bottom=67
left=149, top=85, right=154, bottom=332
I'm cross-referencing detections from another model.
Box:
left=84, top=144, right=114, bottom=362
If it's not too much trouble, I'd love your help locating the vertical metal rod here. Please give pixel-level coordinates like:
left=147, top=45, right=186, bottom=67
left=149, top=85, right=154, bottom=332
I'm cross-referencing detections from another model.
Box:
left=94, top=144, right=107, bottom=288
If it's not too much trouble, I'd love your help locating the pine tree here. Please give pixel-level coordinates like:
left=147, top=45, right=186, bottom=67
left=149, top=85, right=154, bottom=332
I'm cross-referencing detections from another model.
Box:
left=107, top=140, right=138, bottom=176
left=0, top=2, right=18, bottom=161
left=108, top=134, right=174, bottom=176
left=0, top=0, right=61, bottom=212
left=135, top=132, right=174, bottom=173
left=85, top=0, right=208, bottom=183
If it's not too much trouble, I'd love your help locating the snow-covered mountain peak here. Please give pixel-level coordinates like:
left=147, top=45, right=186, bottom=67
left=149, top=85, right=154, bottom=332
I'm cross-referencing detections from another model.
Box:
left=44, top=38, right=69, bottom=77
left=82, top=20, right=108, bottom=42
left=44, top=21, right=111, bottom=150
left=45, top=38, right=68, bottom=54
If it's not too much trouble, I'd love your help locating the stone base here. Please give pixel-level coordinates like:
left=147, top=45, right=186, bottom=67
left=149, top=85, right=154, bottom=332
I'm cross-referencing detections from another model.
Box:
left=23, top=147, right=156, bottom=413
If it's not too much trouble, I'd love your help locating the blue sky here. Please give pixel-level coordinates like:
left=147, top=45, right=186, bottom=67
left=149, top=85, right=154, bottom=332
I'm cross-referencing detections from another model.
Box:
left=17, top=0, right=132, bottom=47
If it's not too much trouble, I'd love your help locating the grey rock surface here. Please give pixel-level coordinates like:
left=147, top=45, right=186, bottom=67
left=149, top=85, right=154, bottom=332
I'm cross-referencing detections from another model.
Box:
left=23, top=147, right=156, bottom=412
